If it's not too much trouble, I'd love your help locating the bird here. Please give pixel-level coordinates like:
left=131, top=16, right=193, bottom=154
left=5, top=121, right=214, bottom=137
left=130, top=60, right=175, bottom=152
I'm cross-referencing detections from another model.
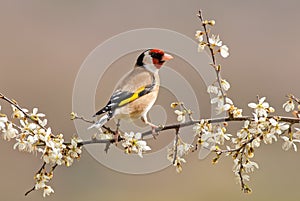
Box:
left=89, top=49, right=173, bottom=134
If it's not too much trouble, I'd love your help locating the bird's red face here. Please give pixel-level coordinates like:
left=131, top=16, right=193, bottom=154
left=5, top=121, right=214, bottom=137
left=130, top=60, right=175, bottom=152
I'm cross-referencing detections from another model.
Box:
left=149, top=49, right=173, bottom=69
left=136, top=49, right=173, bottom=70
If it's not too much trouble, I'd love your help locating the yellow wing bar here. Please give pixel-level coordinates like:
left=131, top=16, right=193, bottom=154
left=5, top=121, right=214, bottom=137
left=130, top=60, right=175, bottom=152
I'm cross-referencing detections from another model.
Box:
left=118, top=86, right=146, bottom=107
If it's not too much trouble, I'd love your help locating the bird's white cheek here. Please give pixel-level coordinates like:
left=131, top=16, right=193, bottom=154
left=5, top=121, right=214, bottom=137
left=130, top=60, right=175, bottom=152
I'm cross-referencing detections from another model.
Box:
left=143, top=55, right=153, bottom=65
left=154, top=64, right=163, bottom=69
left=144, top=64, right=159, bottom=73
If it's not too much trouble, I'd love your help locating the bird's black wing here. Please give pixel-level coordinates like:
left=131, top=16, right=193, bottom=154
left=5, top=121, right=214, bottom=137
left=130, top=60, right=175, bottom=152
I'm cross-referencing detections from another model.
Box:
left=93, top=82, right=155, bottom=117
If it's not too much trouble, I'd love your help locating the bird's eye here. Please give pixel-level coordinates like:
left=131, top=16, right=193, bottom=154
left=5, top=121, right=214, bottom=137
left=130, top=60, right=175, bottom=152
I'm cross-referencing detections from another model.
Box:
left=150, top=52, right=163, bottom=61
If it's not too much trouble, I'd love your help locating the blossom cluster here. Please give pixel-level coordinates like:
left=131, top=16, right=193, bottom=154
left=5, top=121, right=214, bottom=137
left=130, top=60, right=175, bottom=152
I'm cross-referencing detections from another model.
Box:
left=0, top=105, right=82, bottom=197
left=191, top=96, right=298, bottom=192
left=171, top=14, right=300, bottom=193
left=167, top=136, right=193, bottom=173
left=282, top=95, right=300, bottom=151
left=122, top=131, right=151, bottom=158
left=195, top=23, right=229, bottom=58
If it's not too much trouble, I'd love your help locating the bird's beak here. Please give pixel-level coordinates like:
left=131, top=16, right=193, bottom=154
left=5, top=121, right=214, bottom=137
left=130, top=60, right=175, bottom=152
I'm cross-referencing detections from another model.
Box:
left=162, top=53, right=173, bottom=61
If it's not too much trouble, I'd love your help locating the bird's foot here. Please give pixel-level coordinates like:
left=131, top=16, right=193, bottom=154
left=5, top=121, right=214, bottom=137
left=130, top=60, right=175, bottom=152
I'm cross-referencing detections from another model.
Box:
left=113, top=130, right=120, bottom=145
left=114, top=119, right=121, bottom=145
left=149, top=123, right=162, bottom=139
left=141, top=117, right=162, bottom=139
left=151, top=126, right=158, bottom=139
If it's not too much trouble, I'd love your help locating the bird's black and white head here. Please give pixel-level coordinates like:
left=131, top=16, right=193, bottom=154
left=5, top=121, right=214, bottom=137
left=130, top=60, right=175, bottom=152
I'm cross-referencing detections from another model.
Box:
left=136, top=49, right=173, bottom=73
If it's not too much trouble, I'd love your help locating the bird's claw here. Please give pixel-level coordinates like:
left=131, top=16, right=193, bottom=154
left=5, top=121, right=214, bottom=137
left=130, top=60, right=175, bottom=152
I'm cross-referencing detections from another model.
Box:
left=151, top=125, right=162, bottom=139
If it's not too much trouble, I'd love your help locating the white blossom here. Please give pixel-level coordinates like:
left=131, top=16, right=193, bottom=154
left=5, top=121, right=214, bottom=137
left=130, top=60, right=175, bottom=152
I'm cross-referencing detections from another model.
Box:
left=173, top=157, right=186, bottom=173
left=201, top=131, right=215, bottom=148
left=216, top=103, right=231, bottom=115
left=39, top=119, right=48, bottom=127
left=31, top=108, right=46, bottom=118
left=167, top=139, right=193, bottom=173
left=35, top=173, right=50, bottom=190
left=281, top=136, right=300, bottom=151
left=248, top=97, right=270, bottom=117
left=207, top=85, right=219, bottom=94
left=237, top=121, right=250, bottom=139
left=0, top=115, right=8, bottom=130
left=2, top=123, right=18, bottom=141
left=20, top=119, right=38, bottom=134
left=98, top=133, right=114, bottom=140
left=220, top=45, right=229, bottom=58
left=11, top=105, right=28, bottom=119
left=0, top=106, right=8, bottom=131
left=177, top=143, right=193, bottom=158
left=195, top=30, right=204, bottom=42
left=43, top=186, right=54, bottom=197
left=232, top=158, right=240, bottom=173
left=211, top=92, right=233, bottom=107
left=263, top=133, right=277, bottom=144
left=293, top=128, right=300, bottom=139
left=269, top=118, right=289, bottom=135
left=122, top=132, right=151, bottom=158
left=174, top=110, right=186, bottom=123
left=67, top=137, right=82, bottom=160
left=215, top=127, right=232, bottom=145
left=283, top=100, right=295, bottom=112
left=193, top=120, right=212, bottom=134
left=39, top=128, right=53, bottom=148
left=220, top=79, right=230, bottom=91
left=198, top=42, right=206, bottom=52
left=64, top=156, right=74, bottom=167
left=26, top=135, right=39, bottom=152
left=241, top=174, right=250, bottom=182
left=209, top=34, right=222, bottom=46
left=43, top=147, right=63, bottom=165
left=230, top=106, right=243, bottom=118
left=252, top=138, right=261, bottom=148
left=244, top=160, right=259, bottom=173
left=34, top=171, right=54, bottom=197
left=13, top=138, right=28, bottom=151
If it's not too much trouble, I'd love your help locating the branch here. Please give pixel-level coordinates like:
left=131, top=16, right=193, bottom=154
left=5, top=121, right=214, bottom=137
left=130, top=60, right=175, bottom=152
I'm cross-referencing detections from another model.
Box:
left=197, top=10, right=216, bottom=65
left=197, top=10, right=227, bottom=103
left=0, top=93, right=47, bottom=130
left=72, top=113, right=116, bottom=135
left=78, top=115, right=300, bottom=146
left=172, top=128, right=180, bottom=165
left=24, top=162, right=46, bottom=196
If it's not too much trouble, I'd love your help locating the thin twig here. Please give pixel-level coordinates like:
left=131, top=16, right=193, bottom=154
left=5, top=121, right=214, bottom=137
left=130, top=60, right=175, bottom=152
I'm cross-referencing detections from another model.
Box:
left=73, top=114, right=95, bottom=124
left=238, top=147, right=246, bottom=191
left=180, top=102, right=194, bottom=121
left=289, top=94, right=300, bottom=104
left=172, top=128, right=180, bottom=165
left=73, top=113, right=115, bottom=134
left=218, top=133, right=262, bottom=154
left=197, top=11, right=227, bottom=104
left=0, top=93, right=46, bottom=130
left=25, top=162, right=46, bottom=196
left=197, top=10, right=215, bottom=65
left=25, top=186, right=35, bottom=196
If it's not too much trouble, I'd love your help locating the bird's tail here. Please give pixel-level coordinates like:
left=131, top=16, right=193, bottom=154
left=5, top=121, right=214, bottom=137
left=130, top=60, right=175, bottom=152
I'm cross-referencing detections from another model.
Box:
left=88, top=113, right=110, bottom=130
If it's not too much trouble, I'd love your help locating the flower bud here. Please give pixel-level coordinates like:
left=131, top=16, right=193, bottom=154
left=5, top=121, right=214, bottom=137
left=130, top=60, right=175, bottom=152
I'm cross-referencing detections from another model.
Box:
left=208, top=20, right=216, bottom=26
left=170, top=102, right=179, bottom=109
left=202, top=20, right=209, bottom=25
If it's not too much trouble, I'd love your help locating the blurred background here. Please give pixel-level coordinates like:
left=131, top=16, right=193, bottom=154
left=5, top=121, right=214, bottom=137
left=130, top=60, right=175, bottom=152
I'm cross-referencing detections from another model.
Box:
left=1, top=0, right=300, bottom=200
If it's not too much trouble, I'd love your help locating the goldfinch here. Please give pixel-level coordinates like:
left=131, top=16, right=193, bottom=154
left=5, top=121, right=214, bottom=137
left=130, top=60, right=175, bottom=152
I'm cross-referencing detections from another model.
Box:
left=89, top=49, right=173, bottom=132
